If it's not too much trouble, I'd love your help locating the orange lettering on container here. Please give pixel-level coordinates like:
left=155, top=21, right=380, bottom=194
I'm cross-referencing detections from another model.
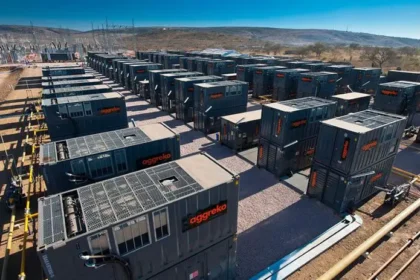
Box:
left=370, top=173, right=383, bottom=183
left=100, top=106, right=121, bottom=115
left=381, top=90, right=398, bottom=96
left=210, top=93, right=224, bottom=99
left=276, top=73, right=285, bottom=78
left=188, top=202, right=227, bottom=227
left=341, top=138, right=350, bottom=160
left=328, top=79, right=336, bottom=83
left=256, top=70, right=263, bottom=74
left=362, top=140, right=378, bottom=151
left=258, top=146, right=264, bottom=160
left=276, top=118, right=282, bottom=135
left=291, top=119, right=307, bottom=128
left=188, top=87, right=194, bottom=92
left=311, top=171, right=317, bottom=187
left=136, top=69, right=145, bottom=73
left=305, top=148, right=315, bottom=156
left=142, top=153, right=171, bottom=166
left=302, top=77, right=312, bottom=82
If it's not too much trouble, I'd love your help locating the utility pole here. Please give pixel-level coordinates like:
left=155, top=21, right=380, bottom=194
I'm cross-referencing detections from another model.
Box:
left=105, top=17, right=110, bottom=52
left=91, top=22, right=95, bottom=47
left=132, top=18, right=135, bottom=50
left=30, top=21, right=38, bottom=52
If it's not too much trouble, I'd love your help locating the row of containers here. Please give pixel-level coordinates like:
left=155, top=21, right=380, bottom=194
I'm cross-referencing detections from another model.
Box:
left=85, top=51, right=420, bottom=212
left=85, top=51, right=420, bottom=215
left=38, top=59, right=239, bottom=280
left=35, top=51, right=420, bottom=280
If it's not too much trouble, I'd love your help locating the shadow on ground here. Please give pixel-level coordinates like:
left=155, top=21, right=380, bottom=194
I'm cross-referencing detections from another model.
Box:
left=236, top=198, right=339, bottom=279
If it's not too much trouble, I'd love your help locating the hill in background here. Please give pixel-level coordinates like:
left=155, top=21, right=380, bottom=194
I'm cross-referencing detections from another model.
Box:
left=1, top=25, right=420, bottom=49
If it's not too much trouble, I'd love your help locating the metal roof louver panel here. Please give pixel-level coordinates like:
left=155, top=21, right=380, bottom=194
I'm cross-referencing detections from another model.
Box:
left=78, top=162, right=203, bottom=231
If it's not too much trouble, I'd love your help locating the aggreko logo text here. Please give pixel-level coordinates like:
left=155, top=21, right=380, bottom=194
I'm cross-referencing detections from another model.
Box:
left=182, top=201, right=228, bottom=231
left=142, top=153, right=171, bottom=166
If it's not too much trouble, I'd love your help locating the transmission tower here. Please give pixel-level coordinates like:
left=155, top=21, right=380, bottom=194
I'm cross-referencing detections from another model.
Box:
left=30, top=21, right=38, bottom=52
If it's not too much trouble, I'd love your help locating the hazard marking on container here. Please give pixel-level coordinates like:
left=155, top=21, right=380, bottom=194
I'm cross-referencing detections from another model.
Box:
left=189, top=270, right=199, bottom=279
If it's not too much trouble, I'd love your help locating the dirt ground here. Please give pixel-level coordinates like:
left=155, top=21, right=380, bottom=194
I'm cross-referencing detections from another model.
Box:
left=289, top=191, right=420, bottom=280
left=0, top=66, right=47, bottom=280
left=0, top=64, right=420, bottom=280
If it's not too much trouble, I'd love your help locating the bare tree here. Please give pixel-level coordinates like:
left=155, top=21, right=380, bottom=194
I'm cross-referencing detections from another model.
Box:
left=309, top=42, right=328, bottom=58
left=349, top=43, right=360, bottom=50
left=360, top=47, right=397, bottom=68
left=295, top=46, right=310, bottom=58
left=399, top=46, right=418, bottom=56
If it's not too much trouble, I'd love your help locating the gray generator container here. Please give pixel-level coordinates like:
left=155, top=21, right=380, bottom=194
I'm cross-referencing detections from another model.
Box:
left=260, top=97, right=337, bottom=147
left=103, top=55, right=126, bottom=76
left=240, top=57, right=256, bottom=65
left=379, top=75, right=387, bottom=83
left=179, top=57, right=188, bottom=69
left=41, top=74, right=95, bottom=82
left=112, top=59, right=129, bottom=83
left=129, top=63, right=162, bottom=93
left=207, top=60, right=236, bottom=76
left=397, top=81, right=420, bottom=112
left=222, top=73, right=237, bottom=80
left=307, top=155, right=395, bottom=214
left=40, top=124, right=180, bottom=194
left=187, top=57, right=200, bottom=71
left=194, top=105, right=247, bottom=135
left=273, top=68, right=310, bottom=101
left=116, top=60, right=138, bottom=85
left=351, top=67, right=382, bottom=94
left=158, top=53, right=167, bottom=64
left=42, top=67, right=85, bottom=77
left=302, top=63, right=332, bottom=72
left=42, top=79, right=102, bottom=90
left=149, top=69, right=187, bottom=106
left=195, top=58, right=212, bottom=74
left=257, top=136, right=317, bottom=178
left=387, top=70, right=420, bottom=82
left=314, top=109, right=406, bottom=175
left=297, top=72, right=339, bottom=99
left=146, top=52, right=158, bottom=62
left=236, top=64, right=267, bottom=92
left=331, top=92, right=371, bottom=117
left=373, top=82, right=417, bottom=126
left=160, top=72, right=203, bottom=113
left=42, top=92, right=128, bottom=141
left=123, top=61, right=148, bottom=89
left=42, top=85, right=113, bottom=99
left=194, top=80, right=249, bottom=112
left=325, top=65, right=355, bottom=94
left=174, top=75, right=223, bottom=123
left=164, top=54, right=183, bottom=69
left=37, top=153, right=239, bottom=280
left=286, top=61, right=311, bottom=69
left=252, top=58, right=278, bottom=65
left=253, top=66, right=286, bottom=98
left=139, top=81, right=150, bottom=99
left=275, top=59, right=294, bottom=67
left=220, top=110, right=262, bottom=152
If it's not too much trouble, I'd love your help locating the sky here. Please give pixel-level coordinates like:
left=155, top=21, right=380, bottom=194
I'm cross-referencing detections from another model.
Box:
left=1, top=0, right=420, bottom=39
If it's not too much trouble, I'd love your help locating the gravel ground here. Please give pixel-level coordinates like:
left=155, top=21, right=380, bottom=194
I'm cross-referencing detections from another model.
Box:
left=0, top=68, right=340, bottom=280
left=124, top=91, right=340, bottom=279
